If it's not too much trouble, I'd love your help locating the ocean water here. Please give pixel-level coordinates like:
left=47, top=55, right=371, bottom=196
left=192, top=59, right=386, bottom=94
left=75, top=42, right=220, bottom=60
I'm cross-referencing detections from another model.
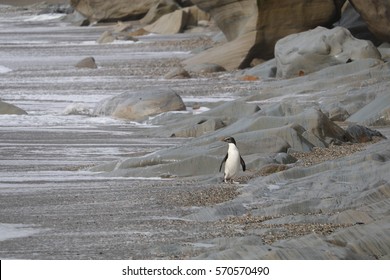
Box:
left=0, top=10, right=190, bottom=241
left=0, top=8, right=243, bottom=189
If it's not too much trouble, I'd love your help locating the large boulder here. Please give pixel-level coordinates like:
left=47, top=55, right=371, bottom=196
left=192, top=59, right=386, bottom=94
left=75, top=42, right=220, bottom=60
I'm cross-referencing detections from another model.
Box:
left=185, top=0, right=344, bottom=70
left=349, top=0, right=390, bottom=43
left=70, top=0, right=159, bottom=22
left=143, top=9, right=188, bottom=34
left=93, top=90, right=186, bottom=121
left=137, top=5, right=210, bottom=35
left=0, top=100, right=27, bottom=115
left=275, top=26, right=381, bottom=78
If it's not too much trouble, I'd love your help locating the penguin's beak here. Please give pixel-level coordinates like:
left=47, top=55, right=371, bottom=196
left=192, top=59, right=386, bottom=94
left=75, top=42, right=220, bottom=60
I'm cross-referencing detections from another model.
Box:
left=220, top=137, right=228, bottom=142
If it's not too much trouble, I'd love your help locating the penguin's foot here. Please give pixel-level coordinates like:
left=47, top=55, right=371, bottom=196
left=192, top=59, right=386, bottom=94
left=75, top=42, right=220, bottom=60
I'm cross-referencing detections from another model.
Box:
left=224, top=178, right=239, bottom=184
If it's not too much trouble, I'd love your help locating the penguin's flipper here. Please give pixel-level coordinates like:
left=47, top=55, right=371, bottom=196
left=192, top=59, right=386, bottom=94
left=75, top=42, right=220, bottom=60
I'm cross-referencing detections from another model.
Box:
left=219, top=154, right=228, bottom=172
left=240, top=156, right=246, bottom=172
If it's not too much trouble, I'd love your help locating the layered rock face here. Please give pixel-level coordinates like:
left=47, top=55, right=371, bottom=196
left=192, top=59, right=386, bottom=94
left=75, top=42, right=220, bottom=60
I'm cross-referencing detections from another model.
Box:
left=185, top=0, right=343, bottom=69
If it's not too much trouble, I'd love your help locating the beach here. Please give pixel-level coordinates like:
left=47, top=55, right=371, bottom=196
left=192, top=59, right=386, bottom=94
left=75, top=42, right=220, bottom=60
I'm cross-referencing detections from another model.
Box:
left=1, top=3, right=389, bottom=260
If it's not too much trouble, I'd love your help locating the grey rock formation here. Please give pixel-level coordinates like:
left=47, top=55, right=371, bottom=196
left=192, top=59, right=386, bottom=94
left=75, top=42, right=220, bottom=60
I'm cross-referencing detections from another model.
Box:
left=347, top=92, right=390, bottom=126
left=192, top=140, right=390, bottom=259
left=346, top=124, right=386, bottom=143
left=275, top=26, right=381, bottom=78
left=92, top=57, right=390, bottom=183
left=93, top=90, right=186, bottom=121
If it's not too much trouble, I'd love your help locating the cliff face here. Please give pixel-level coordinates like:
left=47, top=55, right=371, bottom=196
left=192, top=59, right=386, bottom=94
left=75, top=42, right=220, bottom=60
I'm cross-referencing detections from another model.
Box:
left=185, top=0, right=344, bottom=69
left=70, top=0, right=390, bottom=70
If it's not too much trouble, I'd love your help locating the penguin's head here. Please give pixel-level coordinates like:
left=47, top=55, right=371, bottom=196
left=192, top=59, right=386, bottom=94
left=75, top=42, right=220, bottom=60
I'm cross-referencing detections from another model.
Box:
left=222, top=136, right=237, bottom=145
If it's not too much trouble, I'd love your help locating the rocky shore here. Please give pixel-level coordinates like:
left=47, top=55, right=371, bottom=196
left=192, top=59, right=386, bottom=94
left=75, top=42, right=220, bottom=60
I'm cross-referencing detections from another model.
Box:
left=0, top=2, right=389, bottom=260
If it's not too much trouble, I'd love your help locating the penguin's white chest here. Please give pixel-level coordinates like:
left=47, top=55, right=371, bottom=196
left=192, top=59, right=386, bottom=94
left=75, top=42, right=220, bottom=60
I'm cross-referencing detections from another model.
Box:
left=224, top=143, right=241, bottom=179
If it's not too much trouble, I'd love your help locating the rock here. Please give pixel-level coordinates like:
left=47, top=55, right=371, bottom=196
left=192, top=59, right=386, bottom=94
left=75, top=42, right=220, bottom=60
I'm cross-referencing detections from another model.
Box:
left=346, top=124, right=386, bottom=143
left=185, top=0, right=342, bottom=70
left=97, top=31, right=115, bottom=44
left=274, top=153, right=297, bottom=165
left=297, top=109, right=352, bottom=144
left=330, top=209, right=375, bottom=224
left=93, top=89, right=186, bottom=121
left=64, top=10, right=90, bottom=26
left=328, top=106, right=350, bottom=121
left=184, top=32, right=258, bottom=70
left=347, top=92, right=390, bottom=126
left=349, top=0, right=390, bottom=43
left=172, top=118, right=225, bottom=137
left=203, top=101, right=261, bottom=124
left=378, top=43, right=390, bottom=61
left=184, top=63, right=225, bottom=74
left=140, top=0, right=179, bottom=25
left=182, top=6, right=210, bottom=27
left=128, top=28, right=150, bottom=37
left=334, top=2, right=380, bottom=45
left=75, top=57, right=97, bottom=69
left=259, top=164, right=290, bottom=176
left=143, top=9, right=188, bottom=34
left=275, top=26, right=382, bottom=79
left=70, top=0, right=159, bottom=23
left=0, top=100, right=27, bottom=115
left=164, top=67, right=190, bottom=79
left=236, top=59, right=277, bottom=79
left=145, top=100, right=261, bottom=137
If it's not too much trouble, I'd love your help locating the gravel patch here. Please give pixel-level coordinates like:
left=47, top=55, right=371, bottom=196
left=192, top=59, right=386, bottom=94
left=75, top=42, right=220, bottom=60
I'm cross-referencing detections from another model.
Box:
left=290, top=137, right=385, bottom=167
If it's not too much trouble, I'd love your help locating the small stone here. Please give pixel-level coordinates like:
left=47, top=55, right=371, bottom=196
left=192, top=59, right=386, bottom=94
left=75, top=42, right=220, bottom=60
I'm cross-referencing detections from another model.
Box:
left=75, top=57, right=97, bottom=69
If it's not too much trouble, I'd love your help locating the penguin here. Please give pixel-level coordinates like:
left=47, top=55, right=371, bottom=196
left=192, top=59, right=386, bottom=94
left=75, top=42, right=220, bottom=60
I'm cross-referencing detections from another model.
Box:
left=219, top=136, right=246, bottom=183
